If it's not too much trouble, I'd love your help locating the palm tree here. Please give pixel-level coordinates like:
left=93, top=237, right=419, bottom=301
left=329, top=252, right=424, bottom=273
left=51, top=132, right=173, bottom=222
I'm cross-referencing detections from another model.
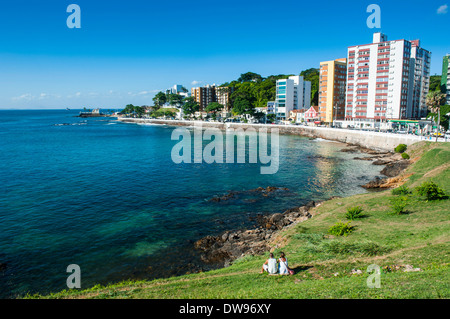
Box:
left=426, top=91, right=447, bottom=142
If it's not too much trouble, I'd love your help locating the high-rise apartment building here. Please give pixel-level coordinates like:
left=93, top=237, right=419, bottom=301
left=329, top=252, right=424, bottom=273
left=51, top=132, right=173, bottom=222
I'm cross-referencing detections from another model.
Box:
left=318, top=58, right=347, bottom=123
left=191, top=84, right=216, bottom=111
left=344, top=33, right=431, bottom=128
left=442, top=54, right=450, bottom=105
left=410, top=40, right=431, bottom=118
left=215, top=86, right=235, bottom=112
left=275, top=75, right=311, bottom=120
left=191, top=85, right=235, bottom=112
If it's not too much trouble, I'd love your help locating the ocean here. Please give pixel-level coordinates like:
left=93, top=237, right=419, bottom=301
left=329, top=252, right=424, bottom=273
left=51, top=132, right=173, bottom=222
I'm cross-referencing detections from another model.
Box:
left=0, top=109, right=383, bottom=298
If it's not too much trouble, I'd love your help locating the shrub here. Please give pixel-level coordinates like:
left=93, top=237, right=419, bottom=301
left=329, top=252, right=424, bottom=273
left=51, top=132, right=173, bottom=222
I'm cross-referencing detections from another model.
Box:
left=328, top=221, right=355, bottom=237
left=415, top=181, right=448, bottom=201
left=391, top=185, right=411, bottom=196
left=394, top=144, right=407, bottom=153
left=345, top=206, right=364, bottom=220
left=401, top=152, right=410, bottom=159
left=389, top=196, right=408, bottom=215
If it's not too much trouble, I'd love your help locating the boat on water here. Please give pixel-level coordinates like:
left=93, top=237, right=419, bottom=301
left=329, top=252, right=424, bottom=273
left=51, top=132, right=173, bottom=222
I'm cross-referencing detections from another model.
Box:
left=78, top=108, right=105, bottom=118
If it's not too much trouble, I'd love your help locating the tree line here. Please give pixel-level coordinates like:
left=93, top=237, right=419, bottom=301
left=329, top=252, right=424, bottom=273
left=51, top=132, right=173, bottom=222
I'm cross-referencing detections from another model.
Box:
left=120, top=70, right=320, bottom=120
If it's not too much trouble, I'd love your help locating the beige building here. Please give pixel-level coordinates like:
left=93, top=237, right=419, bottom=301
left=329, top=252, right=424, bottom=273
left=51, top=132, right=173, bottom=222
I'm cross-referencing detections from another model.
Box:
left=215, top=86, right=234, bottom=112
left=318, top=58, right=347, bottom=124
left=191, top=84, right=216, bottom=111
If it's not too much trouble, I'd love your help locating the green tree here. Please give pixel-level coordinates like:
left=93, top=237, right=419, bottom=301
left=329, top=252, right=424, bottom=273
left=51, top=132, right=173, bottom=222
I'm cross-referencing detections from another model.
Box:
left=427, top=104, right=450, bottom=131
left=182, top=97, right=200, bottom=117
left=237, top=72, right=263, bottom=83
left=205, top=102, right=224, bottom=119
left=232, top=96, right=255, bottom=115
left=267, top=113, right=276, bottom=123
left=152, top=91, right=167, bottom=108
left=429, top=75, right=445, bottom=93
left=300, top=68, right=320, bottom=106
left=426, top=91, right=447, bottom=141
left=167, top=93, right=183, bottom=107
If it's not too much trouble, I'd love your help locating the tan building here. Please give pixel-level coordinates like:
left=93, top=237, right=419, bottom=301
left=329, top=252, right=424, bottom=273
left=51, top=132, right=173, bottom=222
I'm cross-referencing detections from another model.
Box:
left=191, top=84, right=216, bottom=111
left=215, top=86, right=234, bottom=112
left=318, top=58, right=347, bottom=124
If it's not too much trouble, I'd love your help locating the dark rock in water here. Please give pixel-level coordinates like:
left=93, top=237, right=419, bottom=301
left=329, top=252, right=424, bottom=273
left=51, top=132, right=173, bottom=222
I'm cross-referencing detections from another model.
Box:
left=341, top=147, right=359, bottom=153
left=361, top=176, right=388, bottom=189
left=250, top=186, right=289, bottom=193
left=0, top=263, right=6, bottom=271
left=372, top=158, right=394, bottom=165
left=209, top=191, right=238, bottom=202
left=194, top=236, right=220, bottom=251
left=209, top=187, right=289, bottom=203
left=305, top=201, right=316, bottom=209
left=354, top=157, right=374, bottom=161
left=380, top=160, right=410, bottom=177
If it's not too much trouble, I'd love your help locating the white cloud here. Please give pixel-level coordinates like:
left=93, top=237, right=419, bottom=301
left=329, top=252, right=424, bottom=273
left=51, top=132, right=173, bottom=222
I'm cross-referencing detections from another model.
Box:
left=12, top=93, right=34, bottom=101
left=191, top=80, right=202, bottom=86
left=437, top=4, right=448, bottom=14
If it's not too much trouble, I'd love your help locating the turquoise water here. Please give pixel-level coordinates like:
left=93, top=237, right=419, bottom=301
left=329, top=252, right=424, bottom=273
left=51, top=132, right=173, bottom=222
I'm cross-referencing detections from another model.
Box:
left=0, top=110, right=383, bottom=298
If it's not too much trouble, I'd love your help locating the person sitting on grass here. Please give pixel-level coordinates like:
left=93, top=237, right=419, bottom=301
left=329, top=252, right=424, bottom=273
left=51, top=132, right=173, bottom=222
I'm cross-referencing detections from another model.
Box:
left=261, top=253, right=278, bottom=274
left=278, top=252, right=290, bottom=275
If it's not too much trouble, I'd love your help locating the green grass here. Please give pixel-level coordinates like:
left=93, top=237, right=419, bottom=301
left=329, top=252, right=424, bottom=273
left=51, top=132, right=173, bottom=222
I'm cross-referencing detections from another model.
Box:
left=28, top=142, right=450, bottom=299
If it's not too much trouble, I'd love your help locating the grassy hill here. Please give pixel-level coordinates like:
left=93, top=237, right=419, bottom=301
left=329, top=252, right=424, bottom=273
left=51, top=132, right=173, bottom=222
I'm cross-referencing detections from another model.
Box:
left=29, top=142, right=450, bottom=299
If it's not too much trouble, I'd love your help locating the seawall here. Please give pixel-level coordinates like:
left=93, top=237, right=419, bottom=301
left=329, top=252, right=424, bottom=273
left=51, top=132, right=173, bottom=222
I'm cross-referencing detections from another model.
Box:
left=116, top=118, right=427, bottom=152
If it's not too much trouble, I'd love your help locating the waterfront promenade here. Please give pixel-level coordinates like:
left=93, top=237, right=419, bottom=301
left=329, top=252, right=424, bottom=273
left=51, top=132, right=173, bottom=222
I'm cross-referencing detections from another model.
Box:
left=116, top=117, right=442, bottom=152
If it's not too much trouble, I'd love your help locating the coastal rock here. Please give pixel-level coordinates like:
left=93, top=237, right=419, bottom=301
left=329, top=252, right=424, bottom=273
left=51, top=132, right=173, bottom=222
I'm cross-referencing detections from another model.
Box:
left=305, top=201, right=316, bottom=209
left=194, top=203, right=314, bottom=265
left=341, top=147, right=359, bottom=153
left=380, top=160, right=410, bottom=177
left=194, top=236, right=220, bottom=251
left=209, top=187, right=290, bottom=202
left=209, top=191, right=237, bottom=202
left=250, top=186, right=289, bottom=195
left=361, top=176, right=388, bottom=189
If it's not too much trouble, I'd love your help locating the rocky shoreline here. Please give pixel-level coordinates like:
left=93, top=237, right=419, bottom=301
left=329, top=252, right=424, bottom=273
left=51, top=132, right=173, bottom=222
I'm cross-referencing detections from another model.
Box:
left=194, top=200, right=317, bottom=267
left=193, top=143, right=411, bottom=269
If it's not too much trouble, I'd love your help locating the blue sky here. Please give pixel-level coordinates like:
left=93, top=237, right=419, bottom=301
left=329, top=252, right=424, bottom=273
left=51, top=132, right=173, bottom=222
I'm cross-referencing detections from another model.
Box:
left=0, top=0, right=449, bottom=109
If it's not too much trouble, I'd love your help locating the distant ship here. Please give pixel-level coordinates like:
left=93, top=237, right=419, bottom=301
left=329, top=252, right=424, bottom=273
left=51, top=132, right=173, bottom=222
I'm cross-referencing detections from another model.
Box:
left=78, top=108, right=105, bottom=118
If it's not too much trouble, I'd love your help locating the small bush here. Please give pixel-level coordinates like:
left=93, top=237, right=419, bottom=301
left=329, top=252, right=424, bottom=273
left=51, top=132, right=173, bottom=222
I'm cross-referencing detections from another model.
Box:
left=328, top=221, right=355, bottom=237
left=415, top=181, right=448, bottom=201
left=389, top=196, right=408, bottom=215
left=391, top=185, right=411, bottom=196
left=401, top=152, right=410, bottom=159
left=394, top=144, right=407, bottom=153
left=345, top=206, right=364, bottom=220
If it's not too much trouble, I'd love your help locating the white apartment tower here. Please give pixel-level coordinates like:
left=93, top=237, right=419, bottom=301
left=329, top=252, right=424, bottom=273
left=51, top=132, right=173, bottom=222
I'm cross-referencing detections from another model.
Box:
left=275, top=75, right=311, bottom=120
left=344, top=33, right=431, bottom=128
